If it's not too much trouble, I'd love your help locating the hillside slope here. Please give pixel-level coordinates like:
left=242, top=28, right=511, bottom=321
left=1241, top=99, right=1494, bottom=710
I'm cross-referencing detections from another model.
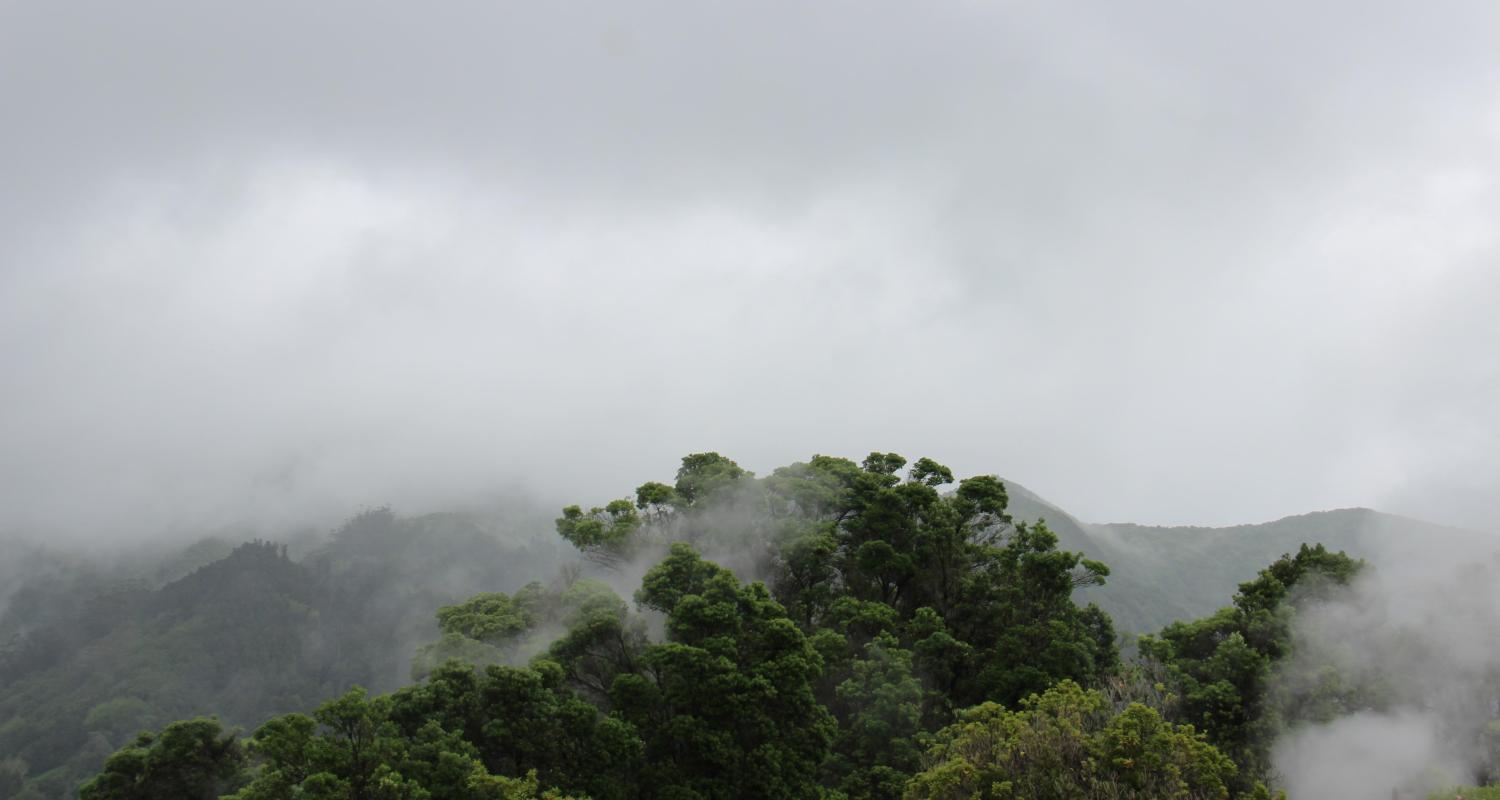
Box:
left=0, top=510, right=563, bottom=798
left=1004, top=481, right=1497, bottom=632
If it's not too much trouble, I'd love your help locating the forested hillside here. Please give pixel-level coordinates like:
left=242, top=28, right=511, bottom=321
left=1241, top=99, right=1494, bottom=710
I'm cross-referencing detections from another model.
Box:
left=2, top=453, right=1496, bottom=799
left=1002, top=484, right=1490, bottom=633
left=0, top=511, right=563, bottom=799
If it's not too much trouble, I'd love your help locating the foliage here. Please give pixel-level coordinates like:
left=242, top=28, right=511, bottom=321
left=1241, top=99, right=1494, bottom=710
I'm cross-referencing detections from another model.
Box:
left=1138, top=543, right=1363, bottom=789
left=905, top=680, right=1244, bottom=800
left=560, top=453, right=1118, bottom=711
left=0, top=511, right=562, bottom=798
left=410, top=584, right=546, bottom=679
left=1429, top=787, right=1500, bottom=800
left=617, top=543, right=835, bottom=799
left=41, top=451, right=1449, bottom=800
left=67, top=686, right=586, bottom=800
left=410, top=579, right=645, bottom=692
left=386, top=661, right=641, bottom=800
left=551, top=452, right=1121, bottom=796
left=825, top=632, right=926, bottom=800
left=77, top=717, right=245, bottom=800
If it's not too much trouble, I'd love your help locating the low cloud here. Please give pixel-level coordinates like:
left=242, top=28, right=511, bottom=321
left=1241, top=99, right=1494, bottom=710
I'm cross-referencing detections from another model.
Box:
left=2, top=2, right=1499, bottom=542
left=1273, top=531, right=1500, bottom=796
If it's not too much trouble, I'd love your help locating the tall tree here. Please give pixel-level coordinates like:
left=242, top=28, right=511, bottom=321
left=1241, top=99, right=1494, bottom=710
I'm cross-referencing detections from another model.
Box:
left=614, top=543, right=836, bottom=799
left=78, top=718, right=245, bottom=800
left=1139, top=543, right=1363, bottom=790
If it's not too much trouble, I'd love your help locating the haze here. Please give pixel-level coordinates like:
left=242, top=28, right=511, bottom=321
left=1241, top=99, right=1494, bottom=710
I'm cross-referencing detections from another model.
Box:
left=3, top=1, right=1498, bottom=542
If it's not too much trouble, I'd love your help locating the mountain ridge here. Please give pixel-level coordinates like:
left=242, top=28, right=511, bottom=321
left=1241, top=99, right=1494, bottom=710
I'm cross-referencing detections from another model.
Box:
left=1000, top=480, right=1497, bottom=633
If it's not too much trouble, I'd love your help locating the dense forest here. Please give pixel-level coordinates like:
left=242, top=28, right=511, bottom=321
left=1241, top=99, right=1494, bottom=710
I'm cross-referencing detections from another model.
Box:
left=0, top=511, right=564, bottom=799
left=2, top=453, right=1497, bottom=799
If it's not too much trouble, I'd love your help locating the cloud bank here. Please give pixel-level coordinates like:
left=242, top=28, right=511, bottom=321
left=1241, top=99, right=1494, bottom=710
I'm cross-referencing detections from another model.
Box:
left=2, top=1, right=1499, bottom=540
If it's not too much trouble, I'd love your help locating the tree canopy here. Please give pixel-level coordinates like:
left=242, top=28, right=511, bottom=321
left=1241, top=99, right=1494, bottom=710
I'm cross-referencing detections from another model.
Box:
left=59, top=452, right=1462, bottom=800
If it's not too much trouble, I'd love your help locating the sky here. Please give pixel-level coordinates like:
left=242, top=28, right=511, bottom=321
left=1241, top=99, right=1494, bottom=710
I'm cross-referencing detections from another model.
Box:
left=2, top=1, right=1498, bottom=541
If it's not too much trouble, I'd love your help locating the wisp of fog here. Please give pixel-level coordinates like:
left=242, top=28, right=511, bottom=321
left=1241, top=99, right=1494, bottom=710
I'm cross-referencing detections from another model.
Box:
left=1273, top=528, right=1500, bottom=797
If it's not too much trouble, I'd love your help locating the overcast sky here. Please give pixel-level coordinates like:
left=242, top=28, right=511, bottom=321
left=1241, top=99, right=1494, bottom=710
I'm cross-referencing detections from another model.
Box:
left=2, top=1, right=1498, bottom=541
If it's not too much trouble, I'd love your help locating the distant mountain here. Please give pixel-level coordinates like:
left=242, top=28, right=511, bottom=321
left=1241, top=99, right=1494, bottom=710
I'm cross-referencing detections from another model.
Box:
left=1003, top=480, right=1499, bottom=633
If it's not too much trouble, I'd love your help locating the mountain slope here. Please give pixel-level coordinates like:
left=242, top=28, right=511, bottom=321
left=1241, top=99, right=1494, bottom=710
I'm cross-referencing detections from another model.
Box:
left=0, top=510, right=564, bottom=798
left=1003, top=481, right=1498, bottom=633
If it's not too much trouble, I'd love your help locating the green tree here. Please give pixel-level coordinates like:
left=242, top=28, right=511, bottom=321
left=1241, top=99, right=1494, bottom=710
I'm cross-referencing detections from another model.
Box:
left=78, top=717, right=245, bottom=800
left=559, top=452, right=1124, bottom=795
left=387, top=661, right=641, bottom=800
left=671, top=452, right=752, bottom=507
left=1139, top=543, right=1363, bottom=789
left=543, top=582, right=647, bottom=706
left=825, top=632, right=926, bottom=800
left=562, top=454, right=1118, bottom=706
left=945, top=518, right=1115, bottom=708
left=614, top=543, right=835, bottom=799
left=229, top=686, right=587, bottom=800
left=229, top=689, right=425, bottom=800
left=904, top=681, right=1241, bottom=800
left=555, top=501, right=643, bottom=568
left=411, top=578, right=647, bottom=691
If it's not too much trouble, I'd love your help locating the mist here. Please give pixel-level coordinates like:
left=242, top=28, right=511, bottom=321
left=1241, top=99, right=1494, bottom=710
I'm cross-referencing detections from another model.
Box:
left=2, top=1, right=1499, bottom=547
left=1272, top=527, right=1500, bottom=797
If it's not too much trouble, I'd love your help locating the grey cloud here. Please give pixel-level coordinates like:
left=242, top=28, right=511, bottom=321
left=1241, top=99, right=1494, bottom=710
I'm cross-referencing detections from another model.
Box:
left=1, top=1, right=1498, bottom=540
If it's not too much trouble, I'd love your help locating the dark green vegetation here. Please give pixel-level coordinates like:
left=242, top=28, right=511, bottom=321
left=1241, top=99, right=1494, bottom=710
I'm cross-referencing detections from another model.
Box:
left=0, top=510, right=563, bottom=799
left=1137, top=543, right=1362, bottom=792
left=4, top=452, right=1496, bottom=798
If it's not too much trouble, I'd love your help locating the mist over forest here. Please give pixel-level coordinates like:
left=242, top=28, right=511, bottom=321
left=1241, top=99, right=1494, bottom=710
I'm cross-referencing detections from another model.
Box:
left=3, top=2, right=1499, bottom=799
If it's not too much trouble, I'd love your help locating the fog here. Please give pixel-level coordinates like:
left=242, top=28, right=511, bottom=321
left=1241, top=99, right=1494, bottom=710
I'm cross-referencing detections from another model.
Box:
left=2, top=2, right=1499, bottom=544
left=1273, top=530, right=1500, bottom=797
